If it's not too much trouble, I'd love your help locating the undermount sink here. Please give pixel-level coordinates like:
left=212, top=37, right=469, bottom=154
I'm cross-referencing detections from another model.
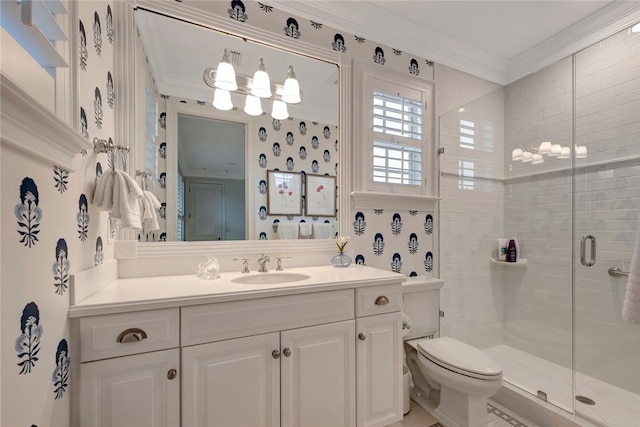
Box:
left=231, top=272, right=311, bottom=285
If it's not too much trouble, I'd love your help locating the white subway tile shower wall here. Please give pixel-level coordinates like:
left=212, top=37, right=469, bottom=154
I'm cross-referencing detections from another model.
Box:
left=439, top=88, right=506, bottom=350
left=573, top=26, right=640, bottom=396
left=504, top=27, right=640, bottom=399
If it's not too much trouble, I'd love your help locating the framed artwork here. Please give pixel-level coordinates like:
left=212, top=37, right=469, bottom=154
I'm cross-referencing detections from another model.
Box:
left=267, top=170, right=302, bottom=215
left=305, top=174, right=336, bottom=217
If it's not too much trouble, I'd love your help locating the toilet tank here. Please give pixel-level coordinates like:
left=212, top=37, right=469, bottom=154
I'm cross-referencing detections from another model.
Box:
left=402, top=277, right=445, bottom=340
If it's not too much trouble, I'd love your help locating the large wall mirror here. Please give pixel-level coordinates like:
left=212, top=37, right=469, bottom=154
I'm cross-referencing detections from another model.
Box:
left=126, top=2, right=345, bottom=248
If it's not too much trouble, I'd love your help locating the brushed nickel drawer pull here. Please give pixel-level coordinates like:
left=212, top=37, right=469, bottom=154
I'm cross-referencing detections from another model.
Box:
left=167, top=369, right=177, bottom=380
left=116, top=328, right=148, bottom=343
left=272, top=350, right=281, bottom=359
left=358, top=333, right=366, bottom=341
left=374, top=296, right=389, bottom=306
left=283, top=348, right=291, bottom=357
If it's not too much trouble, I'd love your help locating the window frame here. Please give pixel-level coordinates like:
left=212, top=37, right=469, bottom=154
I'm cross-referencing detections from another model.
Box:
left=357, top=63, right=435, bottom=197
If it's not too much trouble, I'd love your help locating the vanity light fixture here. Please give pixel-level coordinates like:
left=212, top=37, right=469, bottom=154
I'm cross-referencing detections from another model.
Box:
left=558, top=146, right=571, bottom=159
left=549, top=144, right=562, bottom=157
left=271, top=100, right=289, bottom=120
left=281, top=66, right=301, bottom=104
left=244, top=94, right=263, bottom=116
left=538, top=141, right=552, bottom=155
left=213, top=88, right=233, bottom=111
left=521, top=151, right=534, bottom=163
left=214, top=49, right=238, bottom=91
left=251, top=58, right=272, bottom=98
left=512, top=148, right=524, bottom=161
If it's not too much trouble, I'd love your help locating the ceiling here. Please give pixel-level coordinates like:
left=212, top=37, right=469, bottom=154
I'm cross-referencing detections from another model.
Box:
left=268, top=0, right=640, bottom=84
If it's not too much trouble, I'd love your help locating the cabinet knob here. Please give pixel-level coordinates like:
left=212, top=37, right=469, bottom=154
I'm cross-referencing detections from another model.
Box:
left=374, top=295, right=389, bottom=306
left=358, top=333, right=367, bottom=341
left=116, top=328, right=148, bottom=343
left=283, top=348, right=292, bottom=357
left=272, top=350, right=280, bottom=359
left=167, top=369, right=177, bottom=380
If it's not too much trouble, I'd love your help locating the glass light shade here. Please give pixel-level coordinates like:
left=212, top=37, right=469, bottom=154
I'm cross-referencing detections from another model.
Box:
left=575, top=145, right=588, bottom=158
left=214, top=62, right=238, bottom=91
left=512, top=148, right=524, bottom=161
left=521, top=151, right=534, bottom=163
left=558, top=146, right=571, bottom=159
left=538, top=141, right=552, bottom=155
left=632, top=23, right=640, bottom=33
left=214, top=50, right=237, bottom=91
left=251, top=58, right=272, bottom=98
left=244, top=95, right=263, bottom=116
left=549, top=144, right=562, bottom=157
left=281, top=66, right=301, bottom=104
left=531, top=153, right=544, bottom=164
left=271, top=100, right=289, bottom=120
left=212, top=89, right=233, bottom=111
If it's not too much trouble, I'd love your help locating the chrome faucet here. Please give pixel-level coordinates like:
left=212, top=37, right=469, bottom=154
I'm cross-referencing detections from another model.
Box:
left=257, top=253, right=270, bottom=272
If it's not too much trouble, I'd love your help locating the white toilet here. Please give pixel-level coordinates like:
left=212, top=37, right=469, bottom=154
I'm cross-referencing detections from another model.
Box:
left=402, top=278, right=503, bottom=427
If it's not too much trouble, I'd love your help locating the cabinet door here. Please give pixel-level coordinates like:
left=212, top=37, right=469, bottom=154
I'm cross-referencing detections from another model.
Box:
left=79, top=348, right=179, bottom=427
left=281, top=320, right=356, bottom=427
left=182, top=332, right=280, bottom=427
left=356, top=312, right=403, bottom=427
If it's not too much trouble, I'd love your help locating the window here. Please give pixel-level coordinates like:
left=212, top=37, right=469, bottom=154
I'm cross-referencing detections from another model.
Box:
left=458, top=160, right=475, bottom=190
left=459, top=119, right=475, bottom=150
left=1, top=0, right=69, bottom=111
left=363, top=70, right=433, bottom=195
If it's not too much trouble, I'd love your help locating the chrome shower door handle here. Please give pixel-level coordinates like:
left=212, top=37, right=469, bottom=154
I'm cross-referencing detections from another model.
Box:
left=580, top=235, right=596, bottom=267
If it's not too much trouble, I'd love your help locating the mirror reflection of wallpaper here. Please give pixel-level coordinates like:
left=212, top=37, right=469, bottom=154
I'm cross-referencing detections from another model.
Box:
left=251, top=114, right=338, bottom=240
left=144, top=96, right=337, bottom=242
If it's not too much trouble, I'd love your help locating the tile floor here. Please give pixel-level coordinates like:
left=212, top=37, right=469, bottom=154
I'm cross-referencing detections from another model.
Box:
left=389, top=399, right=537, bottom=427
left=486, top=344, right=640, bottom=427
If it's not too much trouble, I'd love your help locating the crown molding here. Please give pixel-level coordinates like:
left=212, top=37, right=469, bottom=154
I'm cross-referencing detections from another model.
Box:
left=0, top=72, right=89, bottom=170
left=267, top=1, right=640, bottom=86
left=507, top=2, right=640, bottom=84
left=351, top=192, right=439, bottom=212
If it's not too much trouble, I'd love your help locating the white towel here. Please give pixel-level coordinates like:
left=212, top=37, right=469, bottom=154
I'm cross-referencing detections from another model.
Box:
left=140, top=190, right=161, bottom=232
left=110, top=171, right=143, bottom=230
left=93, top=170, right=114, bottom=210
left=622, top=213, right=640, bottom=324
left=277, top=223, right=299, bottom=240
left=313, top=223, right=333, bottom=239
left=299, top=223, right=312, bottom=238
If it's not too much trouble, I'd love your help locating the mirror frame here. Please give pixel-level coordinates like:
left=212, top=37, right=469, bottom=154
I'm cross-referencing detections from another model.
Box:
left=115, top=0, right=352, bottom=258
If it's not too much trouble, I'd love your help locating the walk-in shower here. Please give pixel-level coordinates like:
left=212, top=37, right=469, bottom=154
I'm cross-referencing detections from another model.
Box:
left=439, top=22, right=640, bottom=427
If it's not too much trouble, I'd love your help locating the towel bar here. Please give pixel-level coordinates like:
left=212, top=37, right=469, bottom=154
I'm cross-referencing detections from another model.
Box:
left=608, top=267, right=630, bottom=277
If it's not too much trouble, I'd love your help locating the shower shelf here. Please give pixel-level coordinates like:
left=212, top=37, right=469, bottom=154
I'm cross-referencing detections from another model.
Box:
left=490, top=258, right=527, bottom=267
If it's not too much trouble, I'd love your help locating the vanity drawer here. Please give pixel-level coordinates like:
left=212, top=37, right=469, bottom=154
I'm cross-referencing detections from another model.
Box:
left=355, top=284, right=402, bottom=317
left=79, top=308, right=180, bottom=362
left=181, top=289, right=354, bottom=346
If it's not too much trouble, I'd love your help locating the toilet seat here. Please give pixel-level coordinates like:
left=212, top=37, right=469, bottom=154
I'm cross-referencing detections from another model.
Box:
left=416, top=337, right=502, bottom=380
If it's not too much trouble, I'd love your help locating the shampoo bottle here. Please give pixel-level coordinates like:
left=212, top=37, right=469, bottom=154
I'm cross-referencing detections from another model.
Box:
left=506, top=239, right=517, bottom=263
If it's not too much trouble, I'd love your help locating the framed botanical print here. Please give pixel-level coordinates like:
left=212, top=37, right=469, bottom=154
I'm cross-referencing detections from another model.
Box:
left=305, top=174, right=336, bottom=217
left=267, top=170, right=302, bottom=215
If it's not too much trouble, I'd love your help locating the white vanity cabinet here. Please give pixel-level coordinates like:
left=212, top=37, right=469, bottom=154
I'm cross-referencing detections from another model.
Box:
left=73, top=273, right=404, bottom=427
left=77, top=309, right=181, bottom=427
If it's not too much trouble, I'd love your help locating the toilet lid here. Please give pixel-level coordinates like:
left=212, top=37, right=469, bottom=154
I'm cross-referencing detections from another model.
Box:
left=417, top=337, right=502, bottom=378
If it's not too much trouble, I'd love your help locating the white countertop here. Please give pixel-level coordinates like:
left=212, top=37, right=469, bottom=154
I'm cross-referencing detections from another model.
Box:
left=69, top=265, right=406, bottom=317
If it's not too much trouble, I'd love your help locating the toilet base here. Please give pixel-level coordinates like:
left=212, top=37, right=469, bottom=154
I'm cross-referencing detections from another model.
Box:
left=410, top=385, right=492, bottom=427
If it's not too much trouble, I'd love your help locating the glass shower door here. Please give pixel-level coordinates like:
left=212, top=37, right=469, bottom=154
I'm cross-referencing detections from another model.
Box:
left=573, top=24, right=640, bottom=427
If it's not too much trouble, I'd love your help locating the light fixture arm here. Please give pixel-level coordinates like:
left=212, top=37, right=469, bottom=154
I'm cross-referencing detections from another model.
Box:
left=203, top=67, right=303, bottom=103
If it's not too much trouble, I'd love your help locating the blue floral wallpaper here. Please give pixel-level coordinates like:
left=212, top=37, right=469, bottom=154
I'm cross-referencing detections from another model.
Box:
left=3, top=2, right=114, bottom=426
